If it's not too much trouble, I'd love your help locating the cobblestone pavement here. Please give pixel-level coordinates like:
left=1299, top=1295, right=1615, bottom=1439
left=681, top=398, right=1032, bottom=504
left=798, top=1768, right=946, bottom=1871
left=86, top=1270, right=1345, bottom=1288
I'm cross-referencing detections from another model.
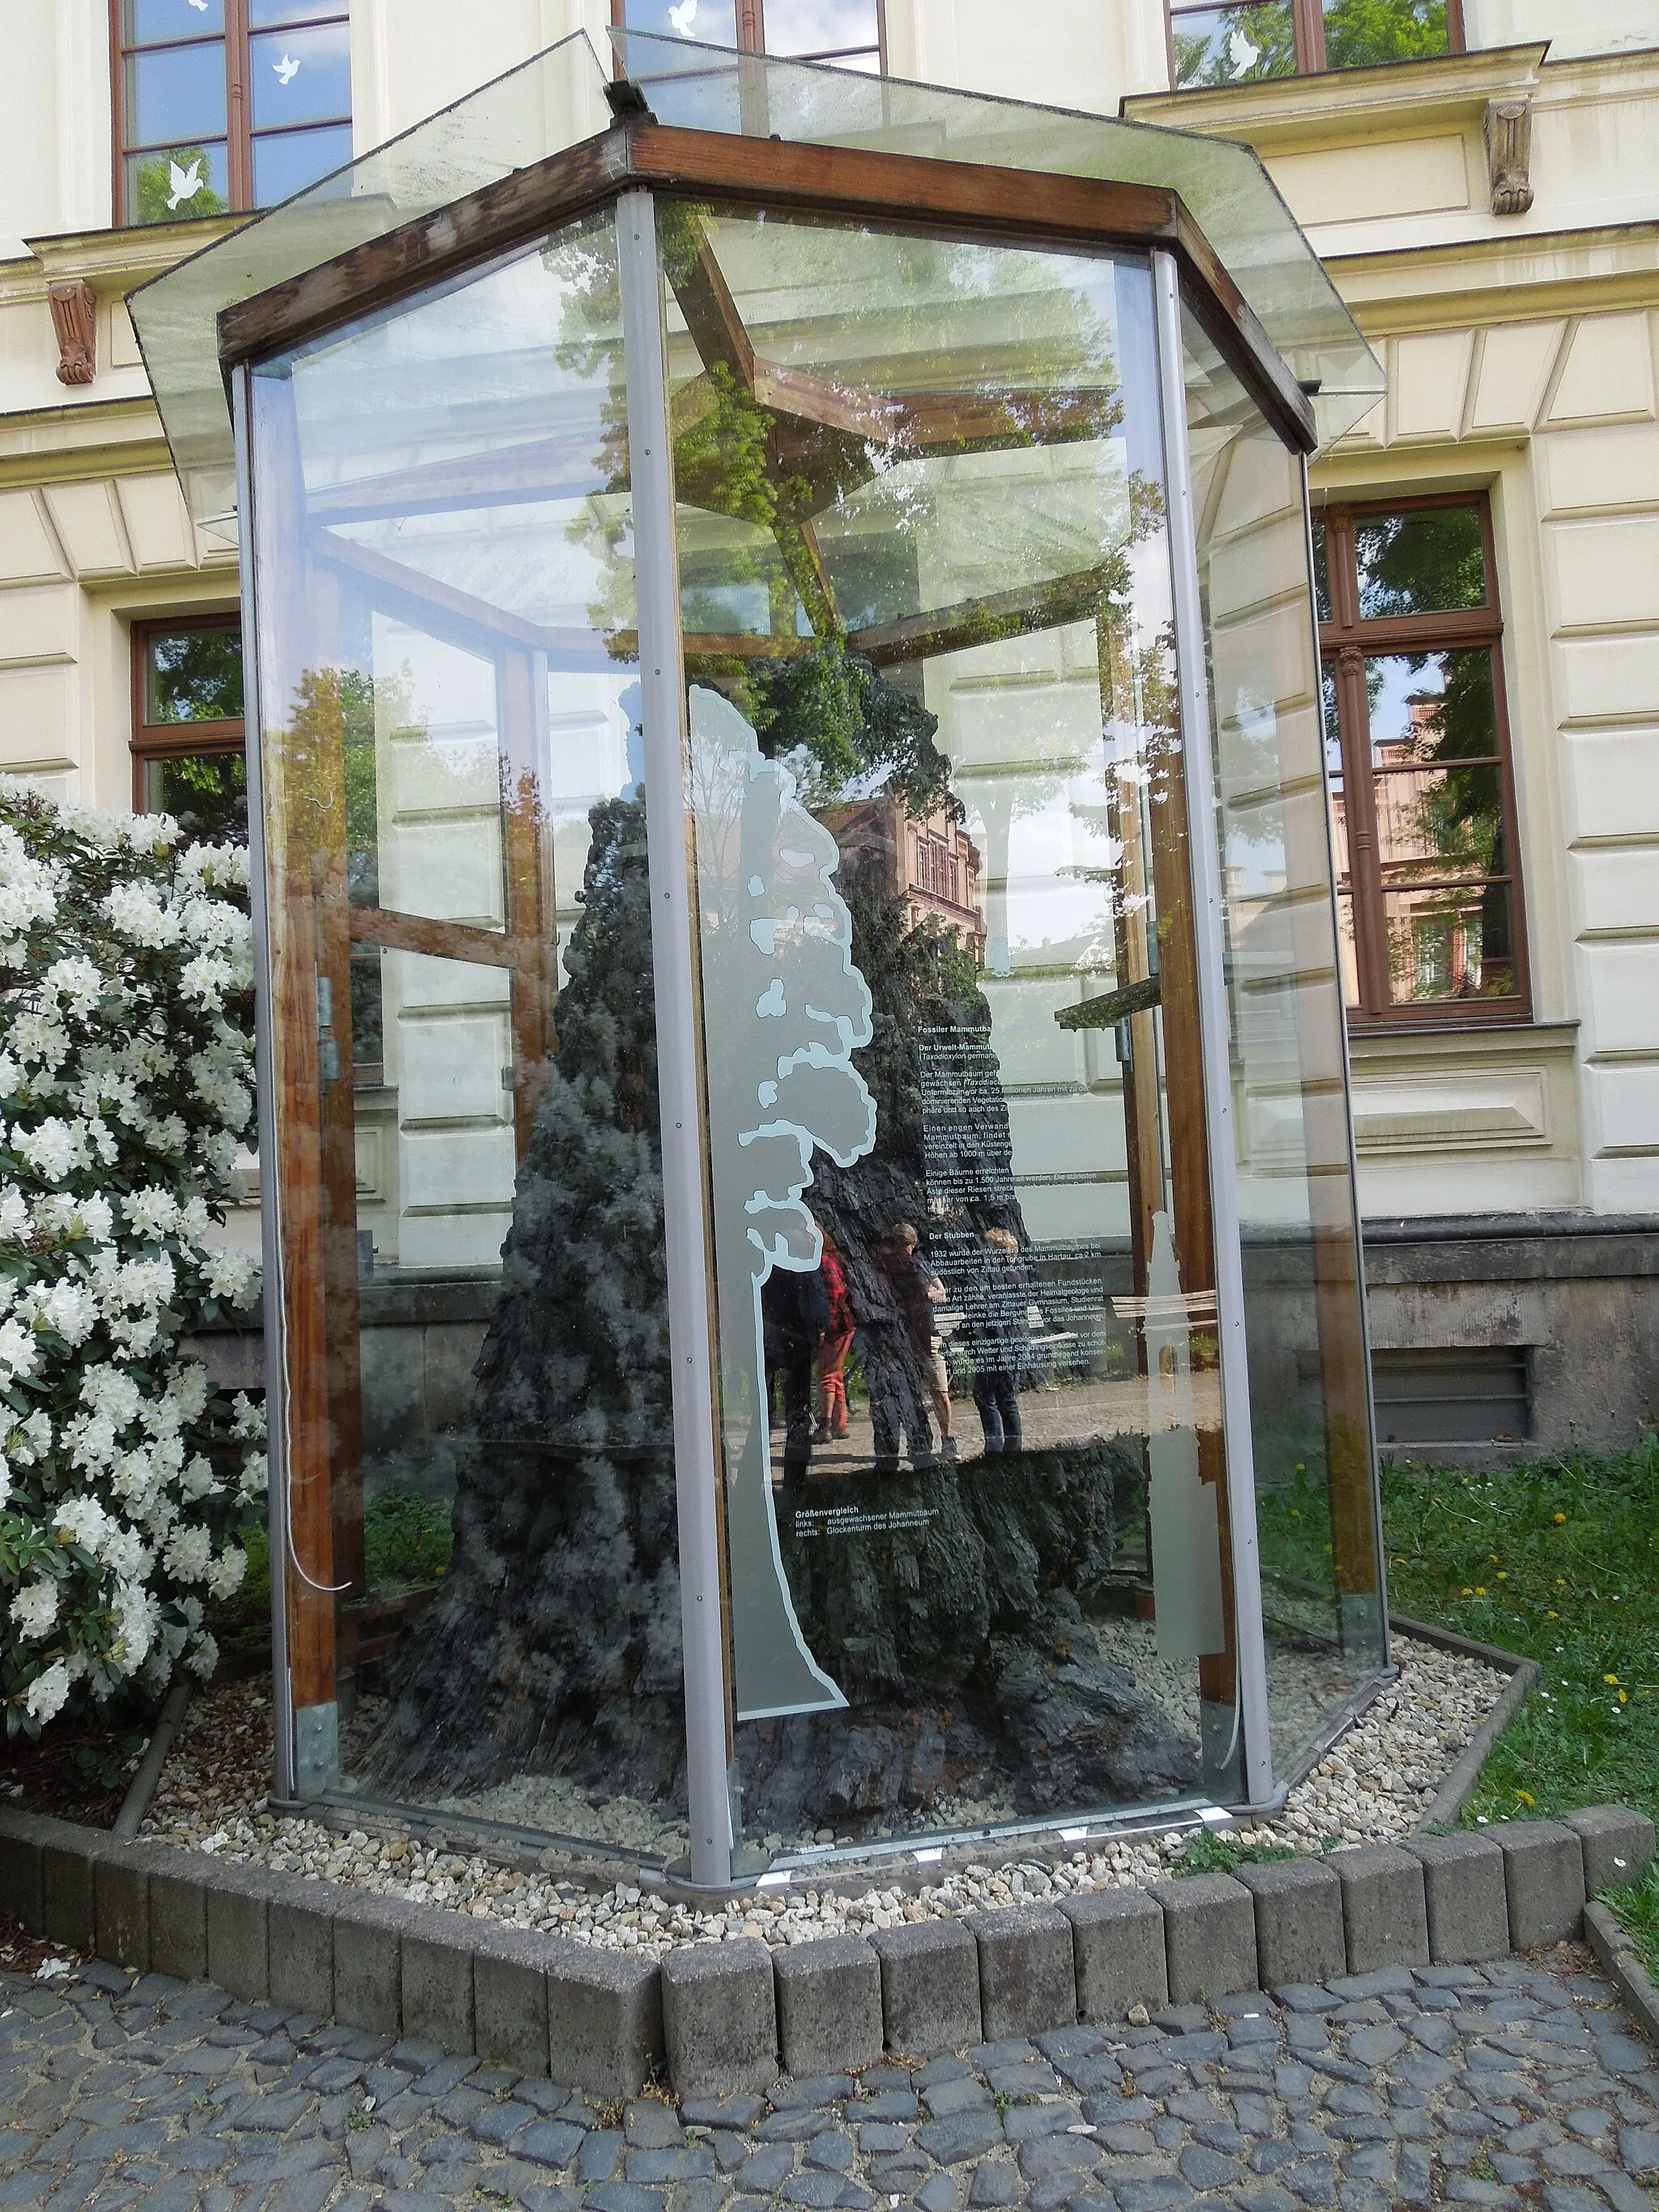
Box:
left=3, top=1950, right=1657, bottom=2212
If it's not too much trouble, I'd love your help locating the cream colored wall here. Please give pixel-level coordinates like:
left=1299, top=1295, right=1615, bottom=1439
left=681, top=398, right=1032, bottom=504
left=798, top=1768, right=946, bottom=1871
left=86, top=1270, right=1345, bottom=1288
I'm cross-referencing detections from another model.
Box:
left=1316, top=285, right=1659, bottom=1220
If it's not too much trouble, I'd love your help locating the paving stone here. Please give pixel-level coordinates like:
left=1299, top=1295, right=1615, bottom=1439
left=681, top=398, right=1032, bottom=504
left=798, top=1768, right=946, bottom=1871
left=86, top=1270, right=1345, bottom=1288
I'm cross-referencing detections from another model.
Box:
left=915, top=2173, right=958, bottom=2212
left=921, top=2116, right=1006, bottom=2165
left=966, top=2164, right=1021, bottom=2208
left=519, top=2122, right=588, bottom=2167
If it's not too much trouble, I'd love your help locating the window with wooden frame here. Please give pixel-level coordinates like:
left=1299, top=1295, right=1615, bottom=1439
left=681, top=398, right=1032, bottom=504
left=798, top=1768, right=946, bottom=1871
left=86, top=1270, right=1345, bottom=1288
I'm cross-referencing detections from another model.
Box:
left=113, top=1, right=352, bottom=228
left=613, top=0, right=883, bottom=73
left=131, top=616, right=249, bottom=845
left=1166, top=0, right=1461, bottom=91
left=1314, top=495, right=1529, bottom=1026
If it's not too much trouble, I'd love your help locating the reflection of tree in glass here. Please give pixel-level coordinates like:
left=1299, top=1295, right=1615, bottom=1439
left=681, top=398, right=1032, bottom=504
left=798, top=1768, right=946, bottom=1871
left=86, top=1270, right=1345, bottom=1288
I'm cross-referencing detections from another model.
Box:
left=148, top=752, right=248, bottom=847
left=132, top=147, right=226, bottom=225
left=149, top=628, right=243, bottom=722
left=365, top=793, right=686, bottom=1802
left=1323, top=0, right=1448, bottom=69
left=1174, top=2, right=1295, bottom=87
left=1354, top=506, right=1483, bottom=617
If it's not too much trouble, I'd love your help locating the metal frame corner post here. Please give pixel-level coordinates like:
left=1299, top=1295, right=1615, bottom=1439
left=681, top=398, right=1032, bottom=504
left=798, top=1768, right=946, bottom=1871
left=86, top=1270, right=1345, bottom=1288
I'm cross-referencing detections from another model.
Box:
left=616, top=186, right=735, bottom=1889
left=232, top=358, right=296, bottom=1805
left=1151, top=248, right=1275, bottom=1809
left=1301, top=452, right=1389, bottom=1665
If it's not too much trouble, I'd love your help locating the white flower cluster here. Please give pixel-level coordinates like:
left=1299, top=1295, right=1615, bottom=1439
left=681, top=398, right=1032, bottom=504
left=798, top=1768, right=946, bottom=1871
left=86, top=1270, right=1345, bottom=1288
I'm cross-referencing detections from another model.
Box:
left=0, top=782, right=263, bottom=1735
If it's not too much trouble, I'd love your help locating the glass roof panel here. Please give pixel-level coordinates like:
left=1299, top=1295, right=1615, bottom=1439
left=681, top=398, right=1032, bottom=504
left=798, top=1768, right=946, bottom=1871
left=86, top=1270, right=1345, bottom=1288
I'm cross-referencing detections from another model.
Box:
left=129, top=27, right=1380, bottom=540
left=619, top=29, right=1382, bottom=451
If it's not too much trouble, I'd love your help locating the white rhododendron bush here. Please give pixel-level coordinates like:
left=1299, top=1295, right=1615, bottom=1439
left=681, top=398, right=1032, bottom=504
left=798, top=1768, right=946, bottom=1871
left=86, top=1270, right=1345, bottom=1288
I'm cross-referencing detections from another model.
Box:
left=0, top=779, right=265, bottom=1734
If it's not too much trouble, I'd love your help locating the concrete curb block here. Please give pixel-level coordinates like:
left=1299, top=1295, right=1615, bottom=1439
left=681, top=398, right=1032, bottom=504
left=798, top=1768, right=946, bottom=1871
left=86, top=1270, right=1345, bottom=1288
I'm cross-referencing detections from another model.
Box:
left=0, top=1796, right=1636, bottom=2094
left=1584, top=1900, right=1659, bottom=2051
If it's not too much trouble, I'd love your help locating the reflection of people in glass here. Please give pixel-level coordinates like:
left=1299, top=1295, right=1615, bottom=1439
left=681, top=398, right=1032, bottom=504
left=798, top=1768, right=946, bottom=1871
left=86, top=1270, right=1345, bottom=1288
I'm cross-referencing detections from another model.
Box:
left=813, top=1226, right=855, bottom=1444
left=868, top=1221, right=954, bottom=1473
left=764, top=1266, right=831, bottom=1488
left=965, top=1225, right=1031, bottom=1455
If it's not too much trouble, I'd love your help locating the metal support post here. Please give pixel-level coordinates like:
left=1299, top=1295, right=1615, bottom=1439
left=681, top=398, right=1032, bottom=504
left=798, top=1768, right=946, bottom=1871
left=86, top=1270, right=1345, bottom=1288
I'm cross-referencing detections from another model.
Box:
left=616, top=188, right=735, bottom=1887
left=232, top=361, right=296, bottom=1804
left=1151, top=250, right=1276, bottom=1808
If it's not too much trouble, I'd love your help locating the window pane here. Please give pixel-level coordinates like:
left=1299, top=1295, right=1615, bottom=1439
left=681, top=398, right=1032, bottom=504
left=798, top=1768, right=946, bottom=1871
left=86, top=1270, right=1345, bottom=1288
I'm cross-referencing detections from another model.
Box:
left=143, top=750, right=248, bottom=844
left=619, top=0, right=740, bottom=45
left=764, top=0, right=881, bottom=53
left=253, top=122, right=355, bottom=205
left=1322, top=0, right=1449, bottom=68
left=123, top=0, right=227, bottom=43
left=146, top=625, right=243, bottom=722
left=1376, top=761, right=1507, bottom=884
left=1336, top=890, right=1360, bottom=1006
left=1384, top=884, right=1517, bottom=1004
left=249, top=23, right=351, bottom=129
left=1354, top=504, right=1485, bottom=616
left=249, top=0, right=345, bottom=20
left=1363, top=649, right=1496, bottom=769
left=126, top=142, right=229, bottom=223
left=1171, top=2, right=1295, bottom=88
left=125, top=40, right=227, bottom=147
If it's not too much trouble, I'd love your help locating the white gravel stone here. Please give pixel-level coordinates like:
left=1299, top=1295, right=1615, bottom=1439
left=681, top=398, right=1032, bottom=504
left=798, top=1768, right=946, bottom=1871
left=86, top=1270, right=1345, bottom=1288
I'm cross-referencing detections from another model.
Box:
left=139, top=1632, right=1503, bottom=1956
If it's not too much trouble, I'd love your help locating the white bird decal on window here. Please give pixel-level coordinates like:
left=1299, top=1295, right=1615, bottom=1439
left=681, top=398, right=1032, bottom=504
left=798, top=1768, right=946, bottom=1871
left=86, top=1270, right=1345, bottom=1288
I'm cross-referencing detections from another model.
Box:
left=273, top=52, right=301, bottom=83
left=667, top=0, right=699, bottom=32
left=1226, top=23, right=1261, bottom=74
left=166, top=157, right=205, bottom=211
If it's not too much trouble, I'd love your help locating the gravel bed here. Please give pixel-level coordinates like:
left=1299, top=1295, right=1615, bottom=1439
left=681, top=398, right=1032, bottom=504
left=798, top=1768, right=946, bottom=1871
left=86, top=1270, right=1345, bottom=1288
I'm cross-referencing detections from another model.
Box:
left=134, top=1634, right=1506, bottom=1956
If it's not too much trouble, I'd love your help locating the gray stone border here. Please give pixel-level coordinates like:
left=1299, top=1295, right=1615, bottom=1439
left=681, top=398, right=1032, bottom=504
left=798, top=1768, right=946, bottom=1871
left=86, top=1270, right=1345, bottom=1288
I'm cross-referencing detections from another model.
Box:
left=1584, top=1899, right=1659, bottom=2048
left=4, top=1800, right=1653, bottom=2096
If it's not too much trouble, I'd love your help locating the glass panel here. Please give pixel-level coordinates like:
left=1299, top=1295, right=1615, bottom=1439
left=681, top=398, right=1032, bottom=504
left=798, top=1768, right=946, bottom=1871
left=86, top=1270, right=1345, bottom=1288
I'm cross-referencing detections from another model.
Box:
left=249, top=23, right=352, bottom=129
left=1322, top=0, right=1450, bottom=68
left=1182, top=304, right=1385, bottom=1779
left=1354, top=505, right=1485, bottom=617
left=764, top=0, right=882, bottom=57
left=672, top=202, right=1243, bottom=1859
left=621, top=0, right=741, bottom=45
left=146, top=624, right=244, bottom=722
left=124, top=0, right=228, bottom=44
left=249, top=211, right=685, bottom=1857
left=253, top=124, right=356, bottom=207
left=125, top=41, right=227, bottom=147
left=1383, top=884, right=1517, bottom=1005
left=126, top=142, right=229, bottom=224
left=1171, top=2, right=1297, bottom=87
left=143, top=749, right=248, bottom=843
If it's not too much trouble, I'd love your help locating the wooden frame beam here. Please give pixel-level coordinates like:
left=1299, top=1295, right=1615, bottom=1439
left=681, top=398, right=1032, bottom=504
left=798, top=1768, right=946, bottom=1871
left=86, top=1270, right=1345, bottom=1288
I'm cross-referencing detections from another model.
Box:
left=218, top=120, right=1316, bottom=456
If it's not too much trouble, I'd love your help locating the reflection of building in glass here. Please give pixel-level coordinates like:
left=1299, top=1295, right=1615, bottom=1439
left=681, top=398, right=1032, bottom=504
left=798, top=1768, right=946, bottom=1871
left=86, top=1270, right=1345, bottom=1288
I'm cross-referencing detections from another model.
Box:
left=1328, top=706, right=1495, bottom=1004
left=817, top=795, right=987, bottom=958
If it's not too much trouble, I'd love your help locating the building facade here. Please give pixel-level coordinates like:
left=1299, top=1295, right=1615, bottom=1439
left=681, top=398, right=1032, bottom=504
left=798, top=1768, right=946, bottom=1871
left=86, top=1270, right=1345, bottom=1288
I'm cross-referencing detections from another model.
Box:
left=1, top=0, right=1655, bottom=1457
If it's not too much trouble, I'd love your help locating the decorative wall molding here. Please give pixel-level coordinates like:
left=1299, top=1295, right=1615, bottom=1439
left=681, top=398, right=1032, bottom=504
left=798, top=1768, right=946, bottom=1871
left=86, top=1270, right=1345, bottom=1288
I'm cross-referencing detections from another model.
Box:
left=1486, top=96, right=1535, bottom=217
left=48, top=281, right=96, bottom=386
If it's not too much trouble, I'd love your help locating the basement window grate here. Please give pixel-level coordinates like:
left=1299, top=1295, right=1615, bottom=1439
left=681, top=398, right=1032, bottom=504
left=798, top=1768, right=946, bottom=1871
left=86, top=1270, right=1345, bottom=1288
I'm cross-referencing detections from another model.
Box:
left=1370, top=1345, right=1531, bottom=1446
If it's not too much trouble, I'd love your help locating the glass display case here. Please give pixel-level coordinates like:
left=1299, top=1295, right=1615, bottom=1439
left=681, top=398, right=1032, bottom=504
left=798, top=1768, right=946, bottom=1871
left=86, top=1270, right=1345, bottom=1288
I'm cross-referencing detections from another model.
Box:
left=143, top=45, right=1388, bottom=1886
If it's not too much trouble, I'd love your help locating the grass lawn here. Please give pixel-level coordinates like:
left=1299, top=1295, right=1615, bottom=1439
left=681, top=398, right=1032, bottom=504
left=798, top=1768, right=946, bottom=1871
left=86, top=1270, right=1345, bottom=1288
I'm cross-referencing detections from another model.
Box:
left=1380, top=1436, right=1659, bottom=1969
